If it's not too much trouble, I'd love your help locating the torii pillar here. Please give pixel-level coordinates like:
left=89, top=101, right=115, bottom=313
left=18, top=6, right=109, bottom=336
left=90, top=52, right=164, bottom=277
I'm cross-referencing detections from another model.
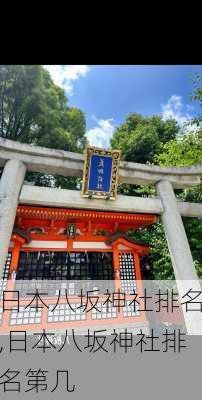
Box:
left=0, top=160, right=26, bottom=273
left=156, top=180, right=202, bottom=335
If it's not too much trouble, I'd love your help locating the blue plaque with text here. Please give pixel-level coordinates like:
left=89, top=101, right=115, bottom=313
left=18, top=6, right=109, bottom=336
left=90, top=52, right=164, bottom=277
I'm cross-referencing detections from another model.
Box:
left=88, top=155, right=112, bottom=192
left=82, top=146, right=121, bottom=200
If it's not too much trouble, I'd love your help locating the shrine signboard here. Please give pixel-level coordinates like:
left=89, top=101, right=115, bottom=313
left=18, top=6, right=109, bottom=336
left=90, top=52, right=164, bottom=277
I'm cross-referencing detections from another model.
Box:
left=81, top=146, right=121, bottom=200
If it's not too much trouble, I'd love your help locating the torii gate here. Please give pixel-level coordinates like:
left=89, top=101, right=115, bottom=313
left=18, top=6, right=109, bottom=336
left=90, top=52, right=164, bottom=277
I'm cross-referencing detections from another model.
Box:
left=0, top=138, right=202, bottom=334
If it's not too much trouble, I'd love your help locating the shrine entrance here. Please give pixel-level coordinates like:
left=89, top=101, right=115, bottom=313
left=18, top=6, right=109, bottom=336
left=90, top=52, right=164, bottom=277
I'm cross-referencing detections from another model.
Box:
left=0, top=205, right=157, bottom=333
left=16, top=251, right=114, bottom=281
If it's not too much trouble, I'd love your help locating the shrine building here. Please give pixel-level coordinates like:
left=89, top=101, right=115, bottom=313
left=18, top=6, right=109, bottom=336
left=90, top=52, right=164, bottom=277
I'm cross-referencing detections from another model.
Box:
left=0, top=204, right=157, bottom=333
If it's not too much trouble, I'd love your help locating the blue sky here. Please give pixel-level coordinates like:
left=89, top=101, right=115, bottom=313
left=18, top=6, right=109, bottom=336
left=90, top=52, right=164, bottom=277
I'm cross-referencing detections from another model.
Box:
left=44, top=65, right=202, bottom=148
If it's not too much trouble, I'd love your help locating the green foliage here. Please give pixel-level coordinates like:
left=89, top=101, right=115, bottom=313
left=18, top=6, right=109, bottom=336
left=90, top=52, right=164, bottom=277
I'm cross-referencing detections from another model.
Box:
left=155, top=130, right=202, bottom=278
left=117, top=183, right=155, bottom=198
left=0, top=65, right=43, bottom=141
left=0, top=65, right=86, bottom=189
left=0, top=65, right=86, bottom=151
left=25, top=173, right=81, bottom=191
left=155, top=131, right=202, bottom=167
left=128, top=223, right=174, bottom=279
left=183, top=217, right=202, bottom=275
left=111, top=113, right=179, bottom=163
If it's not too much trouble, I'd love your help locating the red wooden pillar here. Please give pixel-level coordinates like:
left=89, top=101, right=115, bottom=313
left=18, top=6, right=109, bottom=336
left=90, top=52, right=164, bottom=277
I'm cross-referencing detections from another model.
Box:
left=9, top=234, right=25, bottom=278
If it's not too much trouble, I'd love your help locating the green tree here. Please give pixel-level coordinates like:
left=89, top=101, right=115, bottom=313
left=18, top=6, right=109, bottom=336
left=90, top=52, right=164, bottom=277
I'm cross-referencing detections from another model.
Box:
left=111, top=113, right=180, bottom=198
left=0, top=65, right=86, bottom=189
left=0, top=65, right=43, bottom=141
left=156, top=131, right=202, bottom=167
left=111, top=113, right=179, bottom=163
left=0, top=65, right=86, bottom=151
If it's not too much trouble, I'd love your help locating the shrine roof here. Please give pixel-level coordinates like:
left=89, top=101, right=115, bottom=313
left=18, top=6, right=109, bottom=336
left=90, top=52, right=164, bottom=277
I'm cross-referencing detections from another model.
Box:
left=16, top=205, right=157, bottom=226
left=105, top=232, right=149, bottom=247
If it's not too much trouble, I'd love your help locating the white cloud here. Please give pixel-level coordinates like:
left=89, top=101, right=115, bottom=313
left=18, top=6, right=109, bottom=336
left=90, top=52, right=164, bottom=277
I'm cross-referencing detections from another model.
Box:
left=86, top=118, right=115, bottom=148
left=44, top=65, right=90, bottom=96
left=161, top=95, right=200, bottom=133
left=161, top=95, right=192, bottom=128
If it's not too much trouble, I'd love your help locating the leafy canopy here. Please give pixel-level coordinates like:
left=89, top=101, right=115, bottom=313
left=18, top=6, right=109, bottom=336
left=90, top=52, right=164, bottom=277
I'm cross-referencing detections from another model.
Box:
left=156, top=131, right=202, bottom=167
left=0, top=65, right=86, bottom=152
left=111, top=113, right=179, bottom=163
left=0, top=65, right=87, bottom=189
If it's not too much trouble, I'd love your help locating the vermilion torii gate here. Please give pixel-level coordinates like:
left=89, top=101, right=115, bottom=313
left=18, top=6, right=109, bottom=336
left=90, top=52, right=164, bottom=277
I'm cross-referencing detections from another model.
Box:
left=0, top=137, right=202, bottom=334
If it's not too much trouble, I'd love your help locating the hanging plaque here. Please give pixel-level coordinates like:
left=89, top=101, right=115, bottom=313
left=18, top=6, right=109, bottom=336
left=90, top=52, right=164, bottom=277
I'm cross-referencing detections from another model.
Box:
left=81, top=146, right=121, bottom=200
